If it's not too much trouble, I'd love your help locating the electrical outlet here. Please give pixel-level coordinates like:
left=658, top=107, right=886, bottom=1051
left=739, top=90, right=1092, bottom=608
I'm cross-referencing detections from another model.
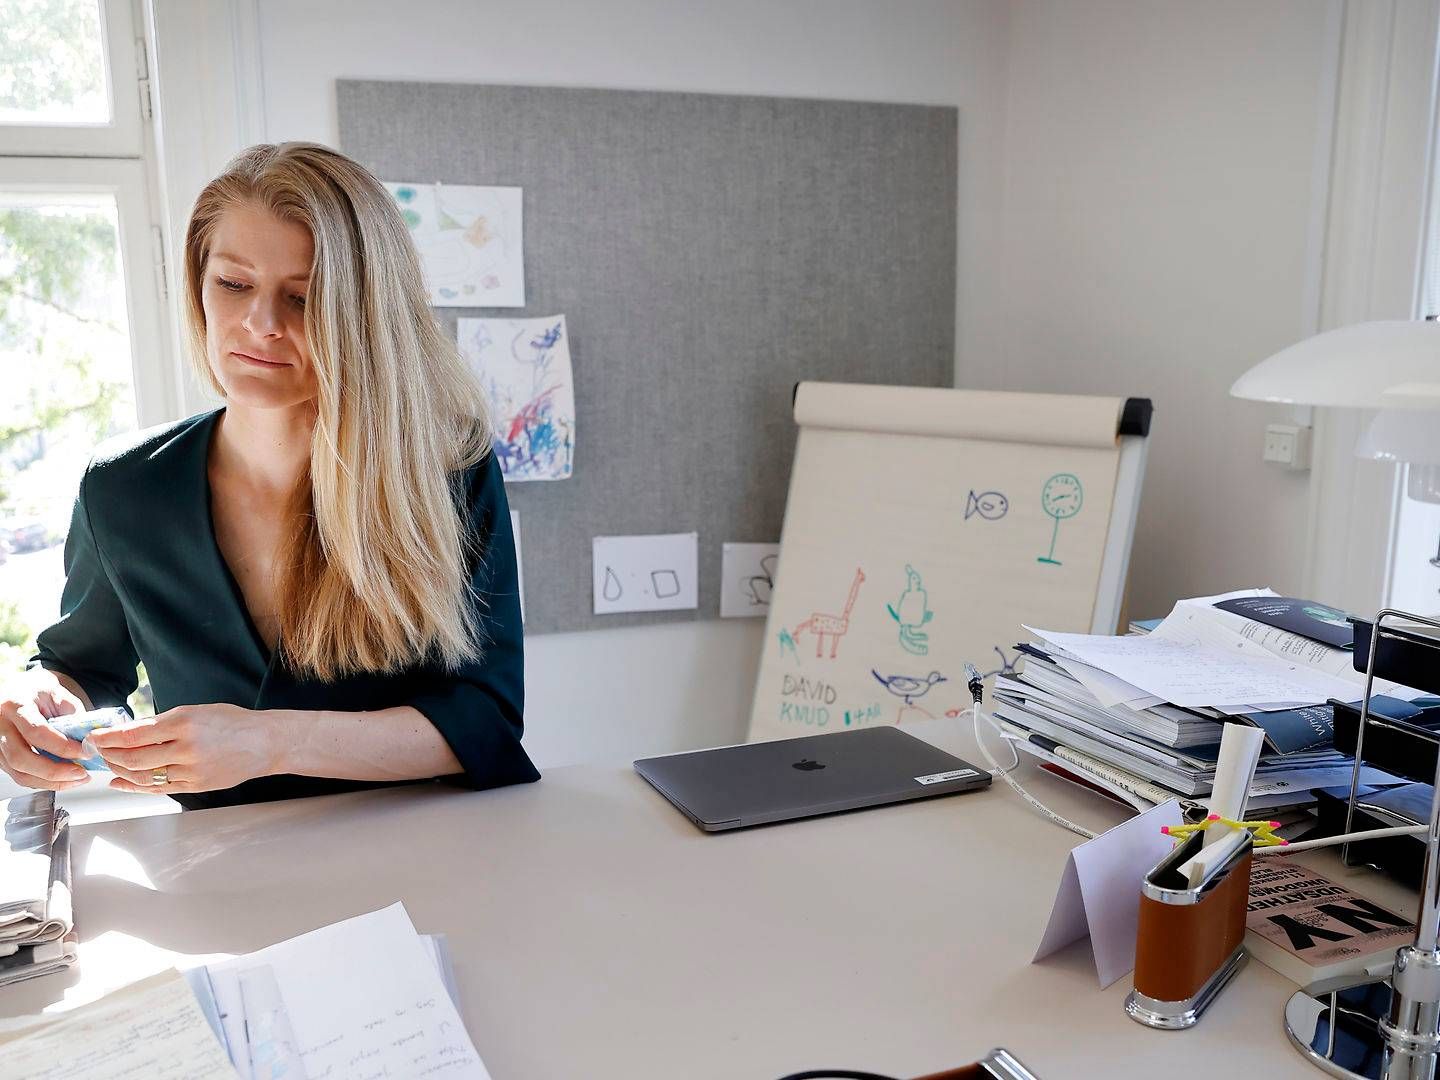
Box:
left=1263, top=423, right=1311, bottom=470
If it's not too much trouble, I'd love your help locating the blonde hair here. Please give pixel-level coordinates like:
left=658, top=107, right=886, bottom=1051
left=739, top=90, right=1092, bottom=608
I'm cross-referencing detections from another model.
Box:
left=182, top=142, right=493, bottom=680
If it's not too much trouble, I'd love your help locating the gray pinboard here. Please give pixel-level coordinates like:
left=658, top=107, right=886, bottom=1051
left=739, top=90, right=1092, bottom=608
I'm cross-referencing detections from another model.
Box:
left=337, top=80, right=956, bottom=633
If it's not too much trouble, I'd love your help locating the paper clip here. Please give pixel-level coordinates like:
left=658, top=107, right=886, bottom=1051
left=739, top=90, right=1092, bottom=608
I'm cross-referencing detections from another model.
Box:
left=1161, top=813, right=1287, bottom=848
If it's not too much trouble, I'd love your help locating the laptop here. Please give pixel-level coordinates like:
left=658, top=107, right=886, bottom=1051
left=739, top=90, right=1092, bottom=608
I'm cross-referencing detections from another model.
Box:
left=633, top=726, right=991, bottom=832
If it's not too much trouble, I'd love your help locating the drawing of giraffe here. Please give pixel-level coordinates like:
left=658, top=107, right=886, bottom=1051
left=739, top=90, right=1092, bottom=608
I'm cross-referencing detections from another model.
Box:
left=791, top=568, right=866, bottom=659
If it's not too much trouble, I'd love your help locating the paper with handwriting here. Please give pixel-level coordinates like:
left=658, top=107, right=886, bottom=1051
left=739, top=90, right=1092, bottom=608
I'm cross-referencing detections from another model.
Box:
left=0, top=968, right=237, bottom=1078
left=205, top=903, right=489, bottom=1079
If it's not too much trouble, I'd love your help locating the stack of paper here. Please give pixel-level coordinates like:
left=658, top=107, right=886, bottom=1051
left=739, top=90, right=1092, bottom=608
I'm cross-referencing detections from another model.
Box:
left=992, top=590, right=1410, bottom=814
left=188, top=905, right=485, bottom=1080
left=0, top=903, right=489, bottom=1079
left=0, top=969, right=238, bottom=1079
left=0, top=792, right=76, bottom=988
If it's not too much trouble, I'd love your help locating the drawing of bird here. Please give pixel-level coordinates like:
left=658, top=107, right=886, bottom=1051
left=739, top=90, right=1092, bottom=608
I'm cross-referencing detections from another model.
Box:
left=871, top=670, right=947, bottom=704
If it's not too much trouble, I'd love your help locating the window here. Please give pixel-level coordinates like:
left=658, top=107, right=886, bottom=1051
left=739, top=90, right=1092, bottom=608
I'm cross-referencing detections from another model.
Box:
left=1388, top=70, right=1440, bottom=614
left=1, top=2, right=172, bottom=737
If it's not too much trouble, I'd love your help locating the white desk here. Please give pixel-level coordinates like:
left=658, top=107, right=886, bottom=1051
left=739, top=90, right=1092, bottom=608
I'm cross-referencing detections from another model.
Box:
left=0, top=720, right=1418, bottom=1079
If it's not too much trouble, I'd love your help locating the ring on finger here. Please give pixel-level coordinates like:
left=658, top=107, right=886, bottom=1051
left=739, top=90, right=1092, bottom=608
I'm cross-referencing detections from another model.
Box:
left=150, top=767, right=168, bottom=786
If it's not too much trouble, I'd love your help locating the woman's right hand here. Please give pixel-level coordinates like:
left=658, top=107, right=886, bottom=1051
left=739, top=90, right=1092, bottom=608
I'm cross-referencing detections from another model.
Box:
left=0, top=669, right=91, bottom=790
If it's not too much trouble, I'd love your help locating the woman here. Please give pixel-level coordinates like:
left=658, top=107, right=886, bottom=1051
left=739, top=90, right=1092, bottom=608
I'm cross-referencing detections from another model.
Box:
left=0, top=143, right=538, bottom=809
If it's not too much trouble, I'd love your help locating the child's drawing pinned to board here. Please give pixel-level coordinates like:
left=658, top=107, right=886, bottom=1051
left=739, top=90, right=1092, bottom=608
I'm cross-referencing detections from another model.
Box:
left=886, top=564, right=933, bottom=655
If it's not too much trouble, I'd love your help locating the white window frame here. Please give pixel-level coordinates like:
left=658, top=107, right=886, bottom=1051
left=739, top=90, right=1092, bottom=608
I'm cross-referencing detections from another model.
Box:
left=1, top=0, right=146, bottom=159
left=0, top=156, right=173, bottom=425
left=1303, top=0, right=1440, bottom=615
left=1, top=0, right=181, bottom=428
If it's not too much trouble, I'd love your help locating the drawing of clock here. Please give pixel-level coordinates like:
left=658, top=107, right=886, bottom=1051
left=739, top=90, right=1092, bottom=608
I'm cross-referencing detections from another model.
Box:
left=1041, top=473, right=1084, bottom=520
left=1038, top=473, right=1083, bottom=565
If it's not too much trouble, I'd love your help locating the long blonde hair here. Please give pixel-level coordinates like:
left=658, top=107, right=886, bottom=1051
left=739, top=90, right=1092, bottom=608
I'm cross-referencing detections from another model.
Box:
left=182, top=142, right=493, bottom=680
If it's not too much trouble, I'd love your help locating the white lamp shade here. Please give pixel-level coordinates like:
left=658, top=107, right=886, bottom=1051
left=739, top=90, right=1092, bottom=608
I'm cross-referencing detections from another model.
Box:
left=1358, top=410, right=1440, bottom=503
left=1230, top=320, right=1440, bottom=408
left=1356, top=410, right=1440, bottom=465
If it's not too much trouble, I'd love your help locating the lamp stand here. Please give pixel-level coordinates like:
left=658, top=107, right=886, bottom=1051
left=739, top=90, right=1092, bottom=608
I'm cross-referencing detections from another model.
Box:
left=1286, top=610, right=1440, bottom=1078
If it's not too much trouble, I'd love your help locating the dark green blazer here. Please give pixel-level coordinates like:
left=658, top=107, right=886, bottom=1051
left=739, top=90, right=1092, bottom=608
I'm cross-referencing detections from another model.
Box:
left=31, top=409, right=539, bottom=810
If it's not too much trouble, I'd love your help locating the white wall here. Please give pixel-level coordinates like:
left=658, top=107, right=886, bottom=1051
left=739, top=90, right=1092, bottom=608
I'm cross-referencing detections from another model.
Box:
left=976, top=0, right=1341, bottom=623
left=244, top=0, right=1012, bottom=766
left=162, top=0, right=1434, bottom=769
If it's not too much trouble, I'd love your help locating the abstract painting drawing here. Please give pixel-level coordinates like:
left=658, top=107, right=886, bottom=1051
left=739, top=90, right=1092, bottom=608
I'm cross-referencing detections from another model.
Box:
left=384, top=182, right=524, bottom=307
left=458, top=315, right=576, bottom=482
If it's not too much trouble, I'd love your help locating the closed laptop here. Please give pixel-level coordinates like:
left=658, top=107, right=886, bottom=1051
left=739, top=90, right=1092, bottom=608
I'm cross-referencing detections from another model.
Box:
left=634, top=726, right=990, bottom=831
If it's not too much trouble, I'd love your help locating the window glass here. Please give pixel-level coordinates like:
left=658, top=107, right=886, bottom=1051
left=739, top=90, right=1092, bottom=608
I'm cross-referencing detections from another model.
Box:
left=0, top=0, right=110, bottom=125
left=0, top=190, right=151, bottom=715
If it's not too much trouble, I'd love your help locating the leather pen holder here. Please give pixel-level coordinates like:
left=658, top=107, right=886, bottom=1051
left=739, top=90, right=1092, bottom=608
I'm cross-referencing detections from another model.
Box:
left=1124, top=829, right=1252, bottom=1030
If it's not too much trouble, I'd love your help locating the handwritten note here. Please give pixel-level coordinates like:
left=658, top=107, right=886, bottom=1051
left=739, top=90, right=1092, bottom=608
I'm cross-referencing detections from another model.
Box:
left=205, top=904, right=489, bottom=1080
left=0, top=969, right=237, bottom=1078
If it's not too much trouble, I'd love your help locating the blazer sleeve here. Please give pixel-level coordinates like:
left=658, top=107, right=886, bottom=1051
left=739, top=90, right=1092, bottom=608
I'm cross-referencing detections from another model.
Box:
left=29, top=469, right=140, bottom=709
left=404, top=453, right=539, bottom=790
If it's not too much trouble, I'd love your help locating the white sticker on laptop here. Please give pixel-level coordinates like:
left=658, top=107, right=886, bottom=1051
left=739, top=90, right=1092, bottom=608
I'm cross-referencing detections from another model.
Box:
left=914, top=768, right=981, bottom=786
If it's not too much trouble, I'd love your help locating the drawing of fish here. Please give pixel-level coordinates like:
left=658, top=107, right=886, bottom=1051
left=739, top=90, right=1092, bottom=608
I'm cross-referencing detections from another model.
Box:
left=965, top=490, right=1009, bottom=521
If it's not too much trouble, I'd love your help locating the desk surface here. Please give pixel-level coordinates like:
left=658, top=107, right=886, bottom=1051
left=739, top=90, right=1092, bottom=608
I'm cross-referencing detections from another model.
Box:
left=0, top=719, right=1417, bottom=1079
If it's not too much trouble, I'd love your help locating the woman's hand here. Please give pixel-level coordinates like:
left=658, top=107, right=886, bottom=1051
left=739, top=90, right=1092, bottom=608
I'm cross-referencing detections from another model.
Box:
left=0, top=669, right=92, bottom=791
left=88, top=704, right=277, bottom=795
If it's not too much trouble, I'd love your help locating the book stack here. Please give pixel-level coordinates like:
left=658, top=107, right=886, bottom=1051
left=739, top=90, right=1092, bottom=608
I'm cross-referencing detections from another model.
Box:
left=0, top=791, right=76, bottom=987
left=990, top=590, right=1410, bottom=815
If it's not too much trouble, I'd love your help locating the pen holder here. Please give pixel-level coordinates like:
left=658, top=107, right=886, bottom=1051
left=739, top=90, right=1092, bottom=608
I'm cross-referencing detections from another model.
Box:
left=1125, top=829, right=1252, bottom=1029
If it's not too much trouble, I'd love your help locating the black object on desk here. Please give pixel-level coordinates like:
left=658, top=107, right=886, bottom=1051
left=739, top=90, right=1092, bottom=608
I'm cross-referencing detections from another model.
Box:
left=1350, top=617, right=1440, bottom=695
left=1331, top=697, right=1440, bottom=785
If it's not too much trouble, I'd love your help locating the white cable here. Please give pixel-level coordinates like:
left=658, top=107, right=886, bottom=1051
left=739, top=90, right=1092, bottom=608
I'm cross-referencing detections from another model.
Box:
left=970, top=701, right=1096, bottom=840
left=1254, top=823, right=1428, bottom=855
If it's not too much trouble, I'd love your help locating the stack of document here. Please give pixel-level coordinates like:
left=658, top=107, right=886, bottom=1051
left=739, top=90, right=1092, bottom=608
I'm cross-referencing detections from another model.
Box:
left=993, top=589, right=1409, bottom=814
left=0, top=791, right=76, bottom=988
left=0, top=903, right=491, bottom=1079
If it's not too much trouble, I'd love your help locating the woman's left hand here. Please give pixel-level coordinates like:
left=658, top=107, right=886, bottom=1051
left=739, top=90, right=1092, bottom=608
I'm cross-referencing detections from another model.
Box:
left=88, top=704, right=277, bottom=795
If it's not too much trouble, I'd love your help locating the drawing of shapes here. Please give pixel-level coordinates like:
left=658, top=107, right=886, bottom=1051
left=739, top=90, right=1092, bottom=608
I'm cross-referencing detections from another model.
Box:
left=383, top=182, right=524, bottom=306
left=458, top=315, right=576, bottom=482
left=602, top=566, right=622, bottom=601
left=720, top=542, right=780, bottom=618
left=651, top=569, right=681, bottom=598
left=593, top=533, right=698, bottom=614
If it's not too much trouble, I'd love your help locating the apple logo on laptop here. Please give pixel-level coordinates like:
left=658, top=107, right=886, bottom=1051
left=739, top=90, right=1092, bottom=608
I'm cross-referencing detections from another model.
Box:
left=792, top=759, right=826, bottom=771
